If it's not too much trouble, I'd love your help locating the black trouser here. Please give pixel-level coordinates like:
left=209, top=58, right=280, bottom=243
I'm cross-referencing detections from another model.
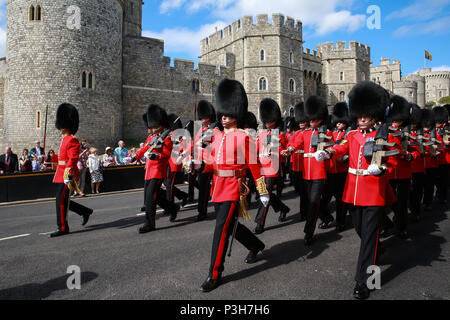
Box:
left=276, top=163, right=287, bottom=197
left=304, top=179, right=326, bottom=238
left=436, top=164, right=449, bottom=202
left=319, top=173, right=347, bottom=225
left=424, top=168, right=438, bottom=205
left=390, top=179, right=410, bottom=232
left=410, top=172, right=425, bottom=216
left=198, top=172, right=213, bottom=216
left=188, top=172, right=197, bottom=202
left=349, top=205, right=383, bottom=285
left=144, top=179, right=177, bottom=228
left=255, top=176, right=290, bottom=228
left=55, top=183, right=92, bottom=232
left=165, top=171, right=188, bottom=202
left=291, top=171, right=308, bottom=216
left=209, top=201, right=265, bottom=280
left=246, top=169, right=257, bottom=203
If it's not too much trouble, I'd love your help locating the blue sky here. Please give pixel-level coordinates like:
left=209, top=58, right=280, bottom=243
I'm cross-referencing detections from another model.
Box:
left=0, top=0, right=448, bottom=75
left=142, top=0, right=450, bottom=75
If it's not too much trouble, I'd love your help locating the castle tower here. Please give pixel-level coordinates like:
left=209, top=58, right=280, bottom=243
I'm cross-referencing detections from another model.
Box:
left=393, top=80, right=418, bottom=105
left=318, top=41, right=371, bottom=106
left=123, top=0, right=143, bottom=37
left=403, top=73, right=425, bottom=107
left=3, top=0, right=124, bottom=151
left=424, top=71, right=450, bottom=105
left=200, top=14, right=304, bottom=117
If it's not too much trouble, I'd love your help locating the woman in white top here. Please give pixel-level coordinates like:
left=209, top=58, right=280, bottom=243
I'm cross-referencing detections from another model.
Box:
left=87, top=147, right=103, bottom=194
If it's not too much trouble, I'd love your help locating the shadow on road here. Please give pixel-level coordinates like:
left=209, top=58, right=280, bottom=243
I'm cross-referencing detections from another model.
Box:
left=0, top=272, right=98, bottom=300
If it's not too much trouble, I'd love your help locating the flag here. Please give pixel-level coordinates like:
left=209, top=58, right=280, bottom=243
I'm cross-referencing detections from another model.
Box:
left=425, top=50, right=432, bottom=61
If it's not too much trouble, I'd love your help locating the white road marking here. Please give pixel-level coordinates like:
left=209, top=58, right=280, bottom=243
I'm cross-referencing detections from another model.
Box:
left=39, top=232, right=54, bottom=235
left=0, top=234, right=31, bottom=241
left=136, top=203, right=197, bottom=216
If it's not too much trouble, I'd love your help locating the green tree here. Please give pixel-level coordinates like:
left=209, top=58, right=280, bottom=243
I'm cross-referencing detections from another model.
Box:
left=426, top=101, right=436, bottom=106
left=438, top=96, right=450, bottom=105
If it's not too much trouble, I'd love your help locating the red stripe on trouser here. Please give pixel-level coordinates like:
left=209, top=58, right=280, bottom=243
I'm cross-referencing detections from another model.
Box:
left=60, top=185, right=68, bottom=232
left=373, top=227, right=381, bottom=265
left=260, top=182, right=274, bottom=226
left=212, top=202, right=236, bottom=279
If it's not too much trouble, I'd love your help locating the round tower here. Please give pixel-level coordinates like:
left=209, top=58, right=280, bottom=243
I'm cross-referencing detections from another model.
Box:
left=4, top=0, right=124, bottom=152
left=123, top=0, right=143, bottom=37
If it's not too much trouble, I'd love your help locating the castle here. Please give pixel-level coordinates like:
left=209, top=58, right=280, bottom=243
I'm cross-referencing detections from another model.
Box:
left=0, top=1, right=449, bottom=152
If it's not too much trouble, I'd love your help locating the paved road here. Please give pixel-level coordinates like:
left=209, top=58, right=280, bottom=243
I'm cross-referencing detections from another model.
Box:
left=0, top=186, right=449, bottom=300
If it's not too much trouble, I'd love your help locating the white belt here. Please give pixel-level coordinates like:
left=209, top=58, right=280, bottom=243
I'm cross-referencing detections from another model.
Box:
left=304, top=153, right=315, bottom=158
left=348, top=168, right=370, bottom=176
left=295, top=150, right=304, bottom=154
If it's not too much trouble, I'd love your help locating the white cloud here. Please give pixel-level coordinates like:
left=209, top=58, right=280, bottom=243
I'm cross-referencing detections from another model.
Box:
left=143, top=21, right=228, bottom=57
left=393, top=16, right=450, bottom=37
left=159, top=0, right=366, bottom=36
left=159, top=0, right=187, bottom=14
left=386, top=0, right=450, bottom=21
left=432, top=65, right=450, bottom=71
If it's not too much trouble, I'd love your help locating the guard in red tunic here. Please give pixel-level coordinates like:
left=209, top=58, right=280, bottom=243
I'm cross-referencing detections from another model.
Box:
left=164, top=113, right=188, bottom=210
left=135, top=104, right=180, bottom=233
left=50, top=103, right=93, bottom=238
left=408, top=105, right=425, bottom=221
left=421, top=109, right=439, bottom=211
left=243, top=111, right=260, bottom=205
left=254, top=98, right=290, bottom=234
left=433, top=106, right=449, bottom=204
left=319, top=102, right=351, bottom=231
left=192, top=79, right=270, bottom=292
left=283, top=96, right=332, bottom=246
left=316, top=81, right=395, bottom=299
left=289, top=102, right=309, bottom=221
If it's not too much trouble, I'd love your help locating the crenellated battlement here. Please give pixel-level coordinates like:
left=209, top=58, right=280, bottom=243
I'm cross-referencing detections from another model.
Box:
left=424, top=71, right=450, bottom=79
left=302, top=48, right=321, bottom=62
left=394, top=80, right=418, bottom=89
left=200, top=14, right=302, bottom=56
left=317, top=41, right=370, bottom=61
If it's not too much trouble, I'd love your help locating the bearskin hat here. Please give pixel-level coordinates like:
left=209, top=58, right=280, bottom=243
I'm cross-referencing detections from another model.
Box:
left=421, top=109, right=435, bottom=128
left=331, top=102, right=350, bottom=126
left=197, top=100, right=216, bottom=122
left=167, top=113, right=182, bottom=130
left=433, top=106, right=449, bottom=124
left=444, top=104, right=450, bottom=118
left=387, top=95, right=411, bottom=125
left=409, top=104, right=422, bottom=126
left=259, top=98, right=281, bottom=123
left=294, top=102, right=308, bottom=123
left=145, top=104, right=168, bottom=128
left=55, top=103, right=79, bottom=134
left=244, top=111, right=258, bottom=130
left=348, top=81, right=389, bottom=121
left=305, top=96, right=328, bottom=121
left=215, top=79, right=248, bottom=127
left=184, top=120, right=194, bottom=137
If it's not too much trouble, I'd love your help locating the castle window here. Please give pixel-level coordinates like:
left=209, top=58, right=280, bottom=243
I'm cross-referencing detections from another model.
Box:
left=290, top=52, right=294, bottom=64
left=29, top=5, right=35, bottom=21
left=238, top=20, right=241, bottom=29
left=192, top=79, right=200, bottom=93
left=361, top=72, right=366, bottom=81
left=81, top=72, right=87, bottom=88
left=220, top=30, right=223, bottom=39
left=36, top=110, right=41, bottom=129
left=289, top=79, right=295, bottom=92
left=340, top=72, right=344, bottom=81
left=289, top=107, right=295, bottom=117
left=206, top=38, right=209, bottom=45
left=130, top=2, right=134, bottom=15
left=29, top=4, right=42, bottom=21
left=260, top=50, right=265, bottom=61
left=259, top=77, right=267, bottom=91
left=88, top=72, right=93, bottom=89
left=339, top=91, right=345, bottom=102
left=81, top=72, right=94, bottom=89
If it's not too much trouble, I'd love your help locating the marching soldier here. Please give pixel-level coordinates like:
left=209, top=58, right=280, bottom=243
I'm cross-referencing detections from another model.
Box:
left=254, top=98, right=290, bottom=234
left=422, top=109, right=439, bottom=212
left=282, top=96, right=332, bottom=246
left=315, top=81, right=396, bottom=299
left=243, top=111, right=260, bottom=205
left=135, top=104, right=180, bottom=233
left=433, top=106, right=449, bottom=204
left=189, top=79, right=270, bottom=292
left=319, top=102, right=351, bottom=231
left=50, top=103, right=93, bottom=238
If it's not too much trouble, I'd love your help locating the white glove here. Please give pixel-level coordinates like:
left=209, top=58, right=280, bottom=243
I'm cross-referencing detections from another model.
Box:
left=367, top=164, right=383, bottom=176
left=64, top=178, right=71, bottom=185
left=260, top=194, right=270, bottom=207
left=314, top=150, right=328, bottom=162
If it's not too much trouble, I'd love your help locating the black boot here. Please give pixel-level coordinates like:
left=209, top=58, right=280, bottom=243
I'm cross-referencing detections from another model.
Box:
left=253, top=224, right=264, bottom=235
left=49, top=229, right=69, bottom=238
left=196, top=213, right=207, bottom=222
left=319, top=216, right=334, bottom=229
left=304, top=234, right=313, bottom=246
left=278, top=207, right=290, bottom=222
left=169, top=205, right=180, bottom=222
left=139, top=222, right=155, bottom=234
left=82, top=209, right=94, bottom=226
left=200, top=276, right=222, bottom=292
left=353, top=282, right=370, bottom=300
left=140, top=206, right=146, bottom=212
left=245, top=244, right=265, bottom=264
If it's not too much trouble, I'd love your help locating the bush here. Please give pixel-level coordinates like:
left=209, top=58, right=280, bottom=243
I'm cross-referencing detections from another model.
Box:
left=438, top=96, right=450, bottom=105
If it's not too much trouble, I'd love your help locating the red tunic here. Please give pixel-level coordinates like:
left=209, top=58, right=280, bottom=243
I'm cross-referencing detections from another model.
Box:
left=53, top=135, right=80, bottom=183
left=203, top=129, right=264, bottom=203
left=288, top=128, right=331, bottom=180
left=328, top=130, right=349, bottom=174
left=289, top=130, right=304, bottom=173
left=257, top=130, right=287, bottom=177
left=330, top=129, right=395, bottom=207
left=136, top=134, right=173, bottom=180
left=385, top=128, right=419, bottom=180
left=191, top=125, right=220, bottom=173
left=436, top=128, right=448, bottom=166
left=410, top=131, right=425, bottom=174
left=423, top=131, right=439, bottom=169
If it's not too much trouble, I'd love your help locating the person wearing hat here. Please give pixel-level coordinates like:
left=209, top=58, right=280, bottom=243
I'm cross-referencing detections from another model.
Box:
left=134, top=104, right=180, bottom=233
left=254, top=98, right=290, bottom=234
left=408, top=104, right=425, bottom=221
left=315, top=81, right=396, bottom=299
left=243, top=111, right=260, bottom=206
left=284, top=117, right=298, bottom=188
left=433, top=106, right=449, bottom=204
left=282, top=96, right=332, bottom=246
left=320, top=102, right=352, bottom=232
left=50, top=103, right=93, bottom=238
left=189, top=79, right=270, bottom=292
left=422, top=109, right=439, bottom=211
left=164, top=113, right=188, bottom=210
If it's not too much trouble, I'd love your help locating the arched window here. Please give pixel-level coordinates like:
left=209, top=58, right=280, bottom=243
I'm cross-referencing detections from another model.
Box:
left=88, top=72, right=93, bottom=89
left=289, top=52, right=294, bottom=64
left=361, top=72, right=366, bottom=81
left=36, top=5, right=42, bottom=21
left=340, top=72, right=344, bottom=81
left=260, top=50, right=265, bottom=61
left=29, top=5, right=35, bottom=21
left=81, top=72, right=87, bottom=88
left=289, top=79, right=295, bottom=92
left=259, top=77, right=267, bottom=91
left=339, top=91, right=345, bottom=102
left=29, top=4, right=42, bottom=21
left=289, top=107, right=295, bottom=117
